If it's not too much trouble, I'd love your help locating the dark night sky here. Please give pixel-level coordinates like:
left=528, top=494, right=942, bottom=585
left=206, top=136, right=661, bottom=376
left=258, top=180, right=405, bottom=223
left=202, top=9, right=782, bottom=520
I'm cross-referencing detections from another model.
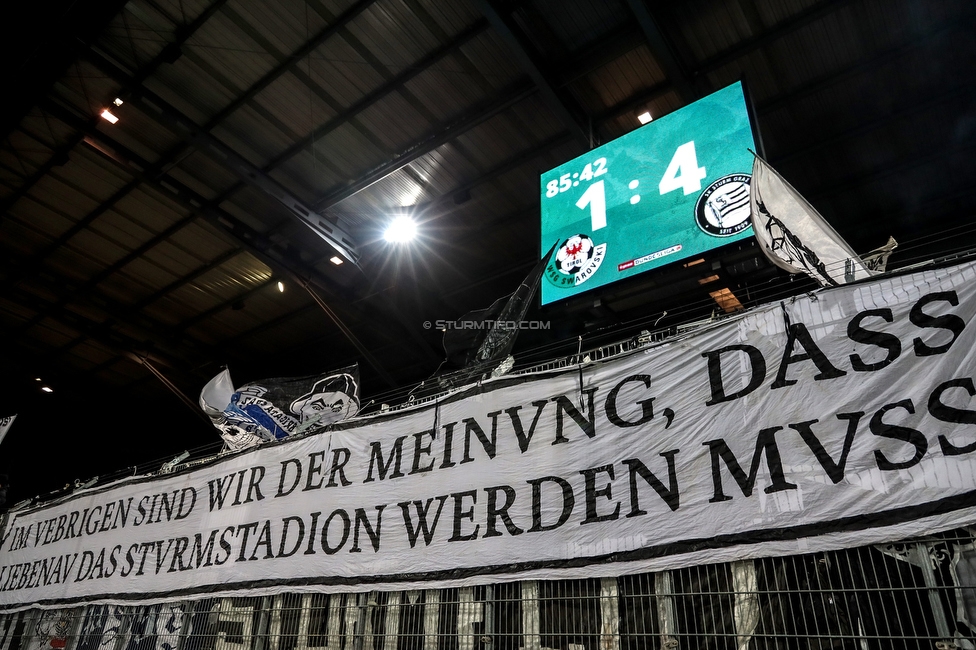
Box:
left=0, top=0, right=220, bottom=507
left=0, top=375, right=218, bottom=508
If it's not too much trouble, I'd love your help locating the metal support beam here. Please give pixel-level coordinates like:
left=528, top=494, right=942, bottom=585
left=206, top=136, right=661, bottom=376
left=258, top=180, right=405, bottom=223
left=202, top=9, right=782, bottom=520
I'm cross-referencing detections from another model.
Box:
left=1, top=0, right=231, bottom=218
left=472, top=0, right=589, bottom=149
left=85, top=48, right=362, bottom=264
left=265, top=20, right=490, bottom=181
left=197, top=19, right=491, bottom=218
left=6, top=282, right=192, bottom=378
left=0, top=134, right=83, bottom=217
left=40, top=98, right=415, bottom=387
left=598, top=0, right=866, bottom=125
left=696, top=0, right=858, bottom=73
left=414, top=132, right=573, bottom=218
left=311, top=79, right=536, bottom=209
left=623, top=0, right=696, bottom=102
left=203, top=0, right=379, bottom=129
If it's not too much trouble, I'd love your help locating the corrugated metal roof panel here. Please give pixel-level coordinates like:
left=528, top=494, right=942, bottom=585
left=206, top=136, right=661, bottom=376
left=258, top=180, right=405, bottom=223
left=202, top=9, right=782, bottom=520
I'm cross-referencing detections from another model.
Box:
left=672, top=0, right=755, bottom=63
left=232, top=0, right=329, bottom=58
left=410, top=0, right=482, bottom=34
left=165, top=153, right=237, bottom=201
left=155, top=48, right=248, bottom=124
left=87, top=207, right=158, bottom=254
left=197, top=252, right=273, bottom=294
left=70, top=338, right=118, bottom=370
left=27, top=164, right=126, bottom=224
left=164, top=221, right=239, bottom=262
left=570, top=45, right=667, bottom=115
left=401, top=57, right=494, bottom=123
left=247, top=70, right=342, bottom=149
left=136, top=233, right=217, bottom=280
left=2, top=130, right=49, bottom=174
left=40, top=241, right=108, bottom=286
left=524, top=0, right=630, bottom=52
left=184, top=287, right=303, bottom=345
left=309, top=33, right=390, bottom=103
left=456, top=31, right=525, bottom=91
left=599, top=89, right=683, bottom=141
left=28, top=317, right=79, bottom=349
left=189, top=6, right=281, bottom=89
left=111, top=258, right=181, bottom=299
left=113, top=184, right=191, bottom=232
left=346, top=0, right=442, bottom=70
left=354, top=90, right=435, bottom=150
left=269, top=123, right=389, bottom=197
left=97, top=6, right=172, bottom=70
left=754, top=0, right=822, bottom=26
left=1, top=197, right=73, bottom=253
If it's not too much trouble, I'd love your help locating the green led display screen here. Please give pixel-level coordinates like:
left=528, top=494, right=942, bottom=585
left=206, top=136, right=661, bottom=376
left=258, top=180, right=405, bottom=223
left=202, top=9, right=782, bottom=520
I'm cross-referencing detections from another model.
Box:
left=540, top=81, right=758, bottom=305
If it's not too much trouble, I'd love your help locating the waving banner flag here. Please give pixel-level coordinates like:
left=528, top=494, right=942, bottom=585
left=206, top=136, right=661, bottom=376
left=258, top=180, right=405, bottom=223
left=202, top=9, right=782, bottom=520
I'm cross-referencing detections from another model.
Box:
left=749, top=155, right=875, bottom=286
left=862, top=235, right=899, bottom=273
left=5, top=260, right=976, bottom=610
left=199, top=366, right=360, bottom=451
left=0, top=415, right=16, bottom=447
left=441, top=244, right=556, bottom=387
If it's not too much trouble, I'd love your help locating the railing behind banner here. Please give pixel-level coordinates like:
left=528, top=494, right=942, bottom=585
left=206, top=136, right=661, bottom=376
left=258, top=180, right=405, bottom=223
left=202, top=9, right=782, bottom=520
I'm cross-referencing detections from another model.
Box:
left=3, top=529, right=975, bottom=650
left=378, top=322, right=695, bottom=418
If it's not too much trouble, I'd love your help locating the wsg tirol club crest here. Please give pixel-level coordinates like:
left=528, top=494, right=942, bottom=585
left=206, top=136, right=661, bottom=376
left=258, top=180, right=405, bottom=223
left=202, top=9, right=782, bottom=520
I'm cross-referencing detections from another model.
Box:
left=545, top=233, right=607, bottom=289
left=695, top=174, right=752, bottom=237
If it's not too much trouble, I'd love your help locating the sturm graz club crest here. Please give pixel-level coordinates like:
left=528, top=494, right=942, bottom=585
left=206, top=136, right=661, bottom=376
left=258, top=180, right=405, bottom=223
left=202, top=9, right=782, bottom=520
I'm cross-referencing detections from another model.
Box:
left=545, top=234, right=607, bottom=288
left=695, top=174, right=752, bottom=237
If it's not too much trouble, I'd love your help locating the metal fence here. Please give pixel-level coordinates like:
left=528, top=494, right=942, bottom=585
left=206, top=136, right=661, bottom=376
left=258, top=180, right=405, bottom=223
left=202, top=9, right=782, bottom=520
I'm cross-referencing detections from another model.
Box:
left=3, top=528, right=975, bottom=650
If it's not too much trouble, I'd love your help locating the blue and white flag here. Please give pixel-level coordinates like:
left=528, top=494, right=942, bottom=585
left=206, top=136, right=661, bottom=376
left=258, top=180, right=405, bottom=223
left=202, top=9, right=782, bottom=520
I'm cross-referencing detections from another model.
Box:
left=200, top=366, right=360, bottom=451
left=0, top=415, right=16, bottom=447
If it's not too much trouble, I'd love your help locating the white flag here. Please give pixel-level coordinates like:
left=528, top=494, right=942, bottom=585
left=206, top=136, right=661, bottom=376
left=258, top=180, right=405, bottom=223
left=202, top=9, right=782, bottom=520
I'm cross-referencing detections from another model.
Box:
left=862, top=235, right=898, bottom=273
left=0, top=414, right=17, bottom=446
left=749, top=155, right=875, bottom=286
left=199, top=368, right=235, bottom=416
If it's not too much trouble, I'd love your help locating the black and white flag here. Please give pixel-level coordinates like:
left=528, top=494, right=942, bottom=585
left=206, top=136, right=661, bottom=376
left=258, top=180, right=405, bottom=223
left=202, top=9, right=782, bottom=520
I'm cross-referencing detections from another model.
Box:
left=200, top=366, right=360, bottom=451
left=862, top=235, right=898, bottom=273
left=749, top=155, right=874, bottom=286
left=0, top=415, right=15, bottom=447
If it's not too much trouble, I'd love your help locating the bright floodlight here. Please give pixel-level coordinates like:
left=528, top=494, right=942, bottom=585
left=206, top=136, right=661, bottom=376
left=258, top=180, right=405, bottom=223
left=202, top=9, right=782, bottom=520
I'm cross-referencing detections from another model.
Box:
left=384, top=215, right=417, bottom=243
left=100, top=109, right=119, bottom=124
left=637, top=111, right=653, bottom=124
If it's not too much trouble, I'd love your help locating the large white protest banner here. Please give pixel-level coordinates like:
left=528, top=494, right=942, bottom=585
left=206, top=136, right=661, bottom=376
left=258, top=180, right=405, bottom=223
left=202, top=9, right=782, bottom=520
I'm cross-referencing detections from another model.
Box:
left=3, top=261, right=976, bottom=611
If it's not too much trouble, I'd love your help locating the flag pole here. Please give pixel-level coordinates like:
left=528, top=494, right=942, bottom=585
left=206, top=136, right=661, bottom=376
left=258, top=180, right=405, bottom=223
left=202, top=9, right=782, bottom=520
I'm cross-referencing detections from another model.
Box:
left=129, top=353, right=212, bottom=424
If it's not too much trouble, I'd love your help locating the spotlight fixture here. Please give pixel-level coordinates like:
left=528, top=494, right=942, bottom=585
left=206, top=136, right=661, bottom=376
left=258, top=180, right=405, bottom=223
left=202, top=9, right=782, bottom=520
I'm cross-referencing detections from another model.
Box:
left=277, top=281, right=285, bottom=292
left=41, top=386, right=54, bottom=393
left=637, top=111, right=653, bottom=125
left=100, top=109, right=119, bottom=124
left=329, top=255, right=343, bottom=265
left=384, top=215, right=417, bottom=243
left=113, top=97, right=124, bottom=106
